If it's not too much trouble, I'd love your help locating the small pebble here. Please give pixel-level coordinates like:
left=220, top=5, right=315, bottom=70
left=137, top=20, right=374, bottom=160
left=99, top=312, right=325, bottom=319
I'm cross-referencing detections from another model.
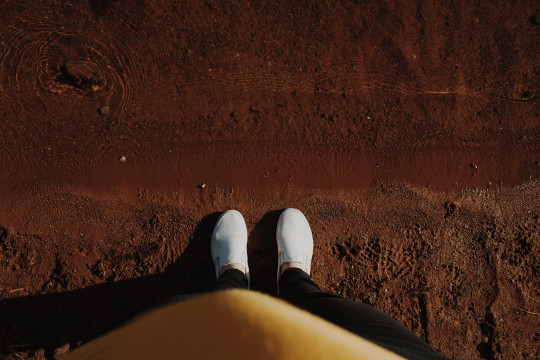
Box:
left=119, top=155, right=126, bottom=162
left=198, top=183, right=207, bottom=189
left=54, top=343, right=71, bottom=358
left=65, top=60, right=99, bottom=84
left=98, top=106, right=110, bottom=115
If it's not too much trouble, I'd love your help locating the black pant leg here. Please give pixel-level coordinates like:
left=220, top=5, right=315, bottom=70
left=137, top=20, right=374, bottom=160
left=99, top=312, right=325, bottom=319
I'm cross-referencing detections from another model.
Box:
left=279, top=268, right=446, bottom=360
left=277, top=267, right=323, bottom=300
left=158, top=269, right=247, bottom=308
left=215, top=268, right=248, bottom=291
left=299, top=297, right=446, bottom=360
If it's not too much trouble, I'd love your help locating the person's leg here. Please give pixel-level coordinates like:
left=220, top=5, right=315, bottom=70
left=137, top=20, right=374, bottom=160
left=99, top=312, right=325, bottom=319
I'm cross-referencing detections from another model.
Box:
left=145, top=210, right=250, bottom=312
left=162, top=268, right=248, bottom=306
left=211, top=210, right=250, bottom=288
left=276, top=208, right=446, bottom=360
left=278, top=268, right=445, bottom=360
left=215, top=268, right=248, bottom=291
left=277, top=267, right=322, bottom=300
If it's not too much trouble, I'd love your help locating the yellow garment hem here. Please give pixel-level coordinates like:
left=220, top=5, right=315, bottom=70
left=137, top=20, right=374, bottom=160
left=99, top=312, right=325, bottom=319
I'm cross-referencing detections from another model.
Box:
left=65, top=289, right=405, bottom=360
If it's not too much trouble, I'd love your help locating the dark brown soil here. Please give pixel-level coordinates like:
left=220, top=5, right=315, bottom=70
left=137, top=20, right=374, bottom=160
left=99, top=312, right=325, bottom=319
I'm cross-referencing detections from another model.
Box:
left=0, top=1, right=539, bottom=359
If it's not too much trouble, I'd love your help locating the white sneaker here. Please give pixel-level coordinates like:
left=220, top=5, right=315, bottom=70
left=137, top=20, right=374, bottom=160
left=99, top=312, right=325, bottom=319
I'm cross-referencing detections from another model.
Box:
left=211, top=210, right=250, bottom=287
left=276, top=208, right=313, bottom=282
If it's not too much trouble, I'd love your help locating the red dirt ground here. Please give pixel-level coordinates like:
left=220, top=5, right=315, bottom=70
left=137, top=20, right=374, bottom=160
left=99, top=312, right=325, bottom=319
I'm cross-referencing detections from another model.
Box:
left=0, top=1, right=539, bottom=359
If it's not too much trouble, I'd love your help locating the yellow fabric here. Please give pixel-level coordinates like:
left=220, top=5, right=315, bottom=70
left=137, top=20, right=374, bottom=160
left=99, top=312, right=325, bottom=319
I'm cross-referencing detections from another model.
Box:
left=65, top=289, right=405, bottom=360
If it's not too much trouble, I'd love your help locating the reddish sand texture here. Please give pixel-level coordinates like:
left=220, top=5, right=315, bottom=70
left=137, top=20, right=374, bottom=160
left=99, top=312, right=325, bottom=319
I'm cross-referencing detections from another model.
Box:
left=0, top=1, right=539, bottom=359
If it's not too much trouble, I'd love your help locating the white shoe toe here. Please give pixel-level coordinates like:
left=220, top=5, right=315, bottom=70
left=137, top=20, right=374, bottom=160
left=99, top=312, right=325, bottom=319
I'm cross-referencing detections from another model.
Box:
left=211, top=210, right=249, bottom=283
left=276, top=208, right=313, bottom=281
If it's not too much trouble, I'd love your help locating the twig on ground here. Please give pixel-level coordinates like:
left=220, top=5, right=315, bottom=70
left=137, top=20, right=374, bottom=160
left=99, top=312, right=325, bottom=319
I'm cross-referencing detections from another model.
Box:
left=525, top=294, right=540, bottom=304
left=517, top=308, right=540, bottom=316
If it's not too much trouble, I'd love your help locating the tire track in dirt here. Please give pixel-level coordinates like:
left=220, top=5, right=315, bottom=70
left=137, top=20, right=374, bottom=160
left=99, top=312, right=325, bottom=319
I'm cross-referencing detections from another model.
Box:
left=182, top=59, right=539, bottom=102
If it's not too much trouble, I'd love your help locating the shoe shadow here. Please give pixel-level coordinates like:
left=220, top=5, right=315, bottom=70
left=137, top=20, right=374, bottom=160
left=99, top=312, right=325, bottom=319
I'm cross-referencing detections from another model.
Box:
left=248, top=209, right=282, bottom=294
left=0, top=212, right=220, bottom=359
